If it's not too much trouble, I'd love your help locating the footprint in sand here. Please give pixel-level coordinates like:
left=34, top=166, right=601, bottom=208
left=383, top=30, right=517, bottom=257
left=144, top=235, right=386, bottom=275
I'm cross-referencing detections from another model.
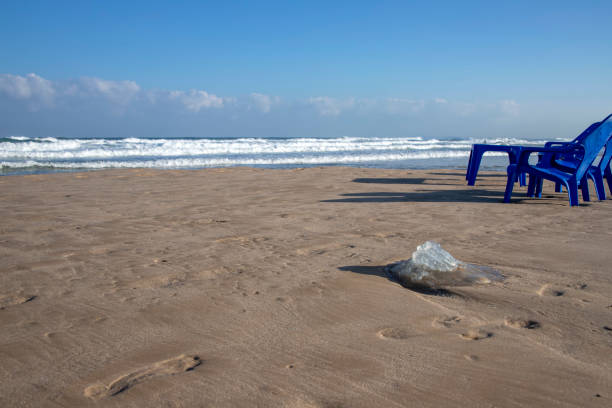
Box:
left=377, top=327, right=413, bottom=340
left=84, top=354, right=201, bottom=399
left=504, top=318, right=540, bottom=329
left=0, top=294, right=36, bottom=310
left=460, top=329, right=493, bottom=340
left=537, top=284, right=565, bottom=297
left=432, top=315, right=462, bottom=329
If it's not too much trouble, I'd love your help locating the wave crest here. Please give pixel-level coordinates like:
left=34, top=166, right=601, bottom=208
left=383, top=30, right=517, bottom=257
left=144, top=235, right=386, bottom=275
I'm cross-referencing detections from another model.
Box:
left=0, top=136, right=559, bottom=173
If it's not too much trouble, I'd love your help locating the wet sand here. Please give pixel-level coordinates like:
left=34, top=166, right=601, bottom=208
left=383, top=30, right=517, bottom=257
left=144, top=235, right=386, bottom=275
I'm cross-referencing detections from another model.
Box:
left=1, top=167, right=611, bottom=407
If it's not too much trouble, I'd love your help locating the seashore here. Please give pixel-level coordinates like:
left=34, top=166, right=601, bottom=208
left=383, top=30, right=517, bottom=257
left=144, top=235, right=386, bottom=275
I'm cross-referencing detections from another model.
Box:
left=1, top=166, right=611, bottom=407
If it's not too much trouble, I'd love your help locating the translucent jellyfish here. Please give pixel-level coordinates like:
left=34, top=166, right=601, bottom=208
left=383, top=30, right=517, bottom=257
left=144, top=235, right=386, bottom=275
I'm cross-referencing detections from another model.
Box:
left=385, top=241, right=503, bottom=290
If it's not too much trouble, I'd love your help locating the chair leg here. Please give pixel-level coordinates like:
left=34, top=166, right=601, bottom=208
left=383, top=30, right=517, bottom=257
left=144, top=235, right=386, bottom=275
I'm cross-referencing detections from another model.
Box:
left=504, top=165, right=517, bottom=203
left=535, top=177, right=543, bottom=198
left=592, top=173, right=606, bottom=200
left=555, top=182, right=562, bottom=193
left=605, top=167, right=612, bottom=197
left=466, top=150, right=473, bottom=181
left=580, top=179, right=590, bottom=202
left=519, top=172, right=527, bottom=187
left=527, top=175, right=536, bottom=197
left=567, top=179, right=579, bottom=206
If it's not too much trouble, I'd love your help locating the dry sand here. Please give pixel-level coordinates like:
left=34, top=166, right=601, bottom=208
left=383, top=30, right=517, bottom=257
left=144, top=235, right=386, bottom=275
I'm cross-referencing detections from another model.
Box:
left=1, top=167, right=611, bottom=407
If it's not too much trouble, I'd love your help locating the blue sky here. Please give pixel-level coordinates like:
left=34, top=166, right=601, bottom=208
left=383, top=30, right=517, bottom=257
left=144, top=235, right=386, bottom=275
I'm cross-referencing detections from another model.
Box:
left=1, top=1, right=611, bottom=139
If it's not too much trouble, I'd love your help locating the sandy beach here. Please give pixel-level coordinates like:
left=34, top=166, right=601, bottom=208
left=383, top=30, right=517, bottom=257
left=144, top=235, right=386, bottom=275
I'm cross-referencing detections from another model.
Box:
left=1, top=167, right=611, bottom=407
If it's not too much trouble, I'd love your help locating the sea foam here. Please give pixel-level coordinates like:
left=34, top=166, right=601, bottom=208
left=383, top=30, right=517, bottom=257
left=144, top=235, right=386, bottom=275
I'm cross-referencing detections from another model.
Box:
left=0, top=135, right=561, bottom=174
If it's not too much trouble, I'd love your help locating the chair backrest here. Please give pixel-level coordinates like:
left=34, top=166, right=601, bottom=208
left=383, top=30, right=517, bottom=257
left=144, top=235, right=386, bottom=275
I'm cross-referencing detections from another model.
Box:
left=575, top=114, right=612, bottom=179
left=555, top=120, right=602, bottom=162
left=574, top=121, right=603, bottom=143
left=596, top=122, right=612, bottom=172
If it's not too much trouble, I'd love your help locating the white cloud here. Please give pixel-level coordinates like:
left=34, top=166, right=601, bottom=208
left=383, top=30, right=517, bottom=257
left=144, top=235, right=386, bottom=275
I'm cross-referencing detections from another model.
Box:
left=0, top=74, right=229, bottom=113
left=308, top=96, right=355, bottom=116
left=169, top=89, right=225, bottom=112
left=0, top=73, right=523, bottom=132
left=0, top=73, right=56, bottom=109
left=381, top=98, right=425, bottom=114
left=249, top=93, right=279, bottom=113
left=306, top=97, right=432, bottom=116
left=77, top=77, right=140, bottom=105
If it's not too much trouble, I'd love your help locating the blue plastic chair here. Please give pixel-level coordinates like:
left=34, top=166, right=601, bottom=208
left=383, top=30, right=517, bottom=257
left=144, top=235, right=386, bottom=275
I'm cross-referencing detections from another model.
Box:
left=504, top=115, right=612, bottom=206
left=466, top=120, right=602, bottom=187
left=534, top=115, right=612, bottom=200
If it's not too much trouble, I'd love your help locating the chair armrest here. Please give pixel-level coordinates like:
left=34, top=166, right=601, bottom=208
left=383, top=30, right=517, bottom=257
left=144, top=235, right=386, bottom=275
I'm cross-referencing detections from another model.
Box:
left=544, top=141, right=575, bottom=148
left=541, top=141, right=581, bottom=163
left=519, top=145, right=583, bottom=163
left=521, top=145, right=577, bottom=154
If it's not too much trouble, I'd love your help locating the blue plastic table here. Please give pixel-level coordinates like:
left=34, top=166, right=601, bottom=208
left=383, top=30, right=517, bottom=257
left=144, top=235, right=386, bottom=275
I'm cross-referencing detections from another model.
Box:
left=466, top=144, right=526, bottom=186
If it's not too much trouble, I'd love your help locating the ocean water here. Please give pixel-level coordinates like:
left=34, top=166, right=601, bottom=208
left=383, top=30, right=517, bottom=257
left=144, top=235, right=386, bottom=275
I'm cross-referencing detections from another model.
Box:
left=0, top=135, right=559, bottom=175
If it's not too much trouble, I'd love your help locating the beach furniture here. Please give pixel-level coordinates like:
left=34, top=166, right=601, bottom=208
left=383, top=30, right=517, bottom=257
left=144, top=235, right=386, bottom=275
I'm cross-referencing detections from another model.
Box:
left=466, top=144, right=526, bottom=186
left=465, top=120, right=603, bottom=187
left=537, top=114, right=612, bottom=200
left=503, top=114, right=612, bottom=206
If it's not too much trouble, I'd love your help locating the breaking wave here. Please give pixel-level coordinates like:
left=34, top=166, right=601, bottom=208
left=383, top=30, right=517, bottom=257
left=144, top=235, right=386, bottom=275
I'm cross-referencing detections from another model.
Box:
left=0, top=135, right=559, bottom=174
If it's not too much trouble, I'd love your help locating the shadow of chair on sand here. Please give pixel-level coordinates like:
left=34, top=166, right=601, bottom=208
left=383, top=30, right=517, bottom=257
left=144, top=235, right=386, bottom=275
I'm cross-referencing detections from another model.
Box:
left=426, top=171, right=468, bottom=177
left=322, top=188, right=506, bottom=204
left=353, top=177, right=459, bottom=186
left=352, top=177, right=426, bottom=184
left=328, top=174, right=579, bottom=204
